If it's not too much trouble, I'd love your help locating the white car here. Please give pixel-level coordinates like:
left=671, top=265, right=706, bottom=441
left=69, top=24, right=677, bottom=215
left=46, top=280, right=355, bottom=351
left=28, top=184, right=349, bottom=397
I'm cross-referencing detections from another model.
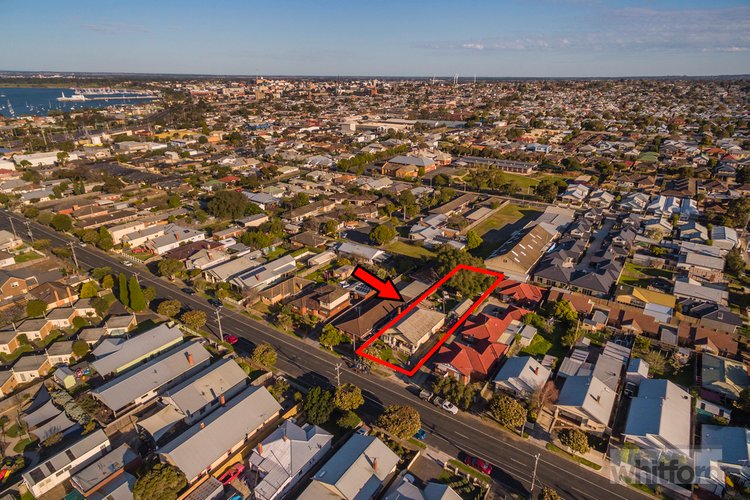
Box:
left=124, top=261, right=133, bottom=267
left=79, top=243, right=87, bottom=248
left=442, top=400, right=459, bottom=415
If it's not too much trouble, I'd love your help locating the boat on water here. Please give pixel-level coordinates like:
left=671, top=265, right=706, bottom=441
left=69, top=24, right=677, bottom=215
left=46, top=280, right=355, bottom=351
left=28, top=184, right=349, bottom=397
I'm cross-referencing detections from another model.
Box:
left=57, top=92, right=86, bottom=102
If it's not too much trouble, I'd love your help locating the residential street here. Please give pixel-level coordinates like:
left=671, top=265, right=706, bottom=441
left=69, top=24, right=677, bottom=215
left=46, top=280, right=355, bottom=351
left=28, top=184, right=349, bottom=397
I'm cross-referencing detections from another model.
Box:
left=0, top=211, right=646, bottom=500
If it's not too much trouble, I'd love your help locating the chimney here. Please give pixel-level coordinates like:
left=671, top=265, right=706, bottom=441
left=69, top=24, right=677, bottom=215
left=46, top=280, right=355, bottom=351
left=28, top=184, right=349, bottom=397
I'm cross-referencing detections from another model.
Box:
left=282, top=434, right=288, bottom=442
left=372, top=458, right=378, bottom=473
left=532, top=366, right=539, bottom=375
left=257, top=443, right=263, bottom=454
left=219, top=394, right=225, bottom=406
left=187, top=352, right=194, bottom=365
left=54, top=290, right=60, bottom=303
left=200, top=422, right=205, bottom=429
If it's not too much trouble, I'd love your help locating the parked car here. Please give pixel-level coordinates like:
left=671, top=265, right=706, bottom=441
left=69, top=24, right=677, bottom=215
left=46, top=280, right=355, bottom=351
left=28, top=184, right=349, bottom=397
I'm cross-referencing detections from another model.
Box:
left=209, top=298, right=222, bottom=307
left=433, top=396, right=444, bottom=407
left=413, top=428, right=427, bottom=440
left=218, top=463, right=245, bottom=485
left=123, top=261, right=133, bottom=267
left=181, top=287, right=195, bottom=295
left=442, top=400, right=459, bottom=415
left=464, top=455, right=493, bottom=475
left=78, top=243, right=87, bottom=248
left=225, top=335, right=238, bottom=345
left=419, top=389, right=434, bottom=402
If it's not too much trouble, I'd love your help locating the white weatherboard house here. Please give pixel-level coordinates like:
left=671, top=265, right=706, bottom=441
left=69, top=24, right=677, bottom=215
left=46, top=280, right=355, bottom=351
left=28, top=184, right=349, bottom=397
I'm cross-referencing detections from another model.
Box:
left=22, top=430, right=110, bottom=497
left=622, top=379, right=692, bottom=453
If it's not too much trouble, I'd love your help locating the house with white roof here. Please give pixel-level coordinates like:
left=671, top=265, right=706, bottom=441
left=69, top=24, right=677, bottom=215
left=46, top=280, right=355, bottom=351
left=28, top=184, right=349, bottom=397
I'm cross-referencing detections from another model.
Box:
left=494, top=356, right=551, bottom=400
left=298, top=434, right=399, bottom=500
left=248, top=420, right=334, bottom=500
left=622, top=379, right=692, bottom=453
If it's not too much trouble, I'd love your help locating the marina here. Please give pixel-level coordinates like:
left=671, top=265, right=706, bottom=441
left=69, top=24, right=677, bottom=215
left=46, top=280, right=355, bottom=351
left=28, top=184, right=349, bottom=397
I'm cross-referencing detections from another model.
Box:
left=0, top=87, right=157, bottom=117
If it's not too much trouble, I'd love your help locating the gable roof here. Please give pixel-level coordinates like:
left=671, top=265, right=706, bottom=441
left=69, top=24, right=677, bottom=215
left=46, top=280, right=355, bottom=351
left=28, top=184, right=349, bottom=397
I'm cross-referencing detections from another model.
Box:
left=623, top=379, right=691, bottom=450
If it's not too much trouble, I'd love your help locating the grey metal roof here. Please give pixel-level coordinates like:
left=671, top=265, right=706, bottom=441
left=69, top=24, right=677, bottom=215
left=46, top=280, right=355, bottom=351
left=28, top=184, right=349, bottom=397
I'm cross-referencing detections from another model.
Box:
left=71, top=444, right=138, bottom=493
left=163, top=358, right=247, bottom=416
left=623, top=379, right=691, bottom=450
left=29, top=410, right=77, bottom=441
left=557, top=375, right=616, bottom=426
left=159, top=385, right=281, bottom=481
left=300, top=434, right=399, bottom=500
left=22, top=399, right=61, bottom=429
left=92, top=340, right=210, bottom=414
left=89, top=472, right=136, bottom=500
left=248, top=420, right=333, bottom=500
left=22, top=429, right=109, bottom=488
left=91, top=323, right=183, bottom=376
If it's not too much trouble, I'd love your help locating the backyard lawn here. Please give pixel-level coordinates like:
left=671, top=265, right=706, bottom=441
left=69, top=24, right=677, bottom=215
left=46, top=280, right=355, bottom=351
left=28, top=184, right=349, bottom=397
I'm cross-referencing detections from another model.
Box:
left=618, top=262, right=674, bottom=288
left=384, top=240, right=436, bottom=259
left=472, top=203, right=527, bottom=237
left=472, top=204, right=542, bottom=258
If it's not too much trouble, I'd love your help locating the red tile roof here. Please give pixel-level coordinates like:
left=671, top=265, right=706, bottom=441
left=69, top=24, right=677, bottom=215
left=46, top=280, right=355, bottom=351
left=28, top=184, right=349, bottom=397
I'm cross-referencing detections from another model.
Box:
left=496, top=280, right=545, bottom=304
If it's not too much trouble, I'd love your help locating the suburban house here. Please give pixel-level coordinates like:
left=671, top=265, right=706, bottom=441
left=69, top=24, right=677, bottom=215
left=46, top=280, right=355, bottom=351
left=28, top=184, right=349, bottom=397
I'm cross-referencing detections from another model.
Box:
left=288, top=284, right=350, bottom=319
left=70, top=444, right=140, bottom=498
left=91, top=323, right=184, bottom=377
left=298, top=434, right=399, bottom=500
left=29, top=281, right=78, bottom=311
left=434, top=307, right=529, bottom=384
left=22, top=430, right=111, bottom=498
left=230, top=254, right=298, bottom=291
left=697, top=425, right=750, bottom=495
left=247, top=420, right=334, bottom=500
left=555, top=375, right=617, bottom=435
left=622, top=379, right=692, bottom=453
left=333, top=299, right=400, bottom=341
left=159, top=385, right=282, bottom=483
left=494, top=356, right=552, bottom=400
left=382, top=307, right=446, bottom=355
left=146, top=225, right=206, bottom=255
left=91, top=340, right=211, bottom=417
left=336, top=242, right=388, bottom=264
left=138, top=358, right=248, bottom=442
left=699, top=353, right=749, bottom=406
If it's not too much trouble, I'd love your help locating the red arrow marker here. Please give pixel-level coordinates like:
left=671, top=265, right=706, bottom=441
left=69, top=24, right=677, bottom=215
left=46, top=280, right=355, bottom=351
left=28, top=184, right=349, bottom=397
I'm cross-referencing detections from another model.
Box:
left=352, top=265, right=404, bottom=302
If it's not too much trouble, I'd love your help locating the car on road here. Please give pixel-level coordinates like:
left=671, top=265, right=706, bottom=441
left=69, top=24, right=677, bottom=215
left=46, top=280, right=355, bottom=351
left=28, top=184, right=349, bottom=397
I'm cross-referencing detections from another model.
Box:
left=218, top=463, right=245, bottom=485
left=208, top=298, right=222, bottom=307
left=433, top=396, right=444, bottom=407
left=123, top=261, right=133, bottom=267
left=181, top=287, right=195, bottom=295
left=441, top=400, right=459, bottom=415
left=225, top=335, right=238, bottom=345
left=464, top=455, right=493, bottom=475
left=419, top=389, right=434, bottom=402
left=413, top=428, right=427, bottom=440
left=78, top=243, right=87, bottom=248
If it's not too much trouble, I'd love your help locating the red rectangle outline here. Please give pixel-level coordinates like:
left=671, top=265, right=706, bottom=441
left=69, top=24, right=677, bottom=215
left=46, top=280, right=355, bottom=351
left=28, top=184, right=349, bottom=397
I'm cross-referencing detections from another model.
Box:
left=355, top=264, right=505, bottom=376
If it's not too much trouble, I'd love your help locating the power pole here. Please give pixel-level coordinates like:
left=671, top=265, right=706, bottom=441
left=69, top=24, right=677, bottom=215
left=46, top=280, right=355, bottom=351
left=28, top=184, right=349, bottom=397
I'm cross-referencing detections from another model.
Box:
left=7, top=213, right=17, bottom=238
left=335, top=363, right=342, bottom=387
left=25, top=220, right=33, bottom=242
left=530, top=453, right=541, bottom=496
left=68, top=241, right=79, bottom=269
left=215, top=307, right=224, bottom=342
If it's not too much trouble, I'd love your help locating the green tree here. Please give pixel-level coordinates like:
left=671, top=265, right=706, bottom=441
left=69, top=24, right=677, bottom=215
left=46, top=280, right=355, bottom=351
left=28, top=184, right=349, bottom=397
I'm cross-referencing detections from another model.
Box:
left=50, top=214, right=72, bottom=232
left=268, top=378, right=290, bottom=402
left=81, top=229, right=99, bottom=245
left=337, top=410, right=361, bottom=430
left=157, top=299, right=182, bottom=318
left=251, top=343, right=277, bottom=369
left=180, top=310, right=207, bottom=331
left=376, top=405, right=421, bottom=439
left=540, top=486, right=562, bottom=500
left=435, top=245, right=494, bottom=297
left=157, top=258, right=186, bottom=279
left=79, top=281, right=99, bottom=299
left=133, top=463, right=187, bottom=500
left=207, top=190, right=249, bottom=219
left=466, top=230, right=483, bottom=250
left=642, top=351, right=668, bottom=375
left=324, top=219, right=339, bottom=236
left=128, top=276, right=146, bottom=312
left=303, top=386, right=335, bottom=425
left=432, top=377, right=476, bottom=410
left=72, top=339, right=90, bottom=358
left=91, top=296, right=110, bottom=317
left=489, top=394, right=526, bottom=429
left=289, top=192, right=309, bottom=209
left=319, top=324, right=345, bottom=350
left=725, top=247, right=745, bottom=274
left=118, top=273, right=129, bottom=306
left=369, top=224, right=396, bottom=245
left=334, top=383, right=364, bottom=411
left=143, top=286, right=156, bottom=305
left=97, top=227, right=113, bottom=251
left=101, top=274, right=114, bottom=290
left=167, top=195, right=181, bottom=208
left=553, top=300, right=578, bottom=322
left=26, top=299, right=48, bottom=318
left=558, top=428, right=590, bottom=455
left=275, top=312, right=293, bottom=332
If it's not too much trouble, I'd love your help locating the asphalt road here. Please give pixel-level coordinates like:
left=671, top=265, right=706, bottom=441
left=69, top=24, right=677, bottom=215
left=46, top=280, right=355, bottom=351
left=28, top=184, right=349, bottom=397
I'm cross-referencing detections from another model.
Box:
left=0, top=211, right=645, bottom=500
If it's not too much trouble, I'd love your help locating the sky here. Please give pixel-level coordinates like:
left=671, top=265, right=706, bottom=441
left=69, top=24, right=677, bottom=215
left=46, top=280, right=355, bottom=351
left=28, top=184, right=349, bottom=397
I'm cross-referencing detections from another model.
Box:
left=1, top=0, right=749, bottom=77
